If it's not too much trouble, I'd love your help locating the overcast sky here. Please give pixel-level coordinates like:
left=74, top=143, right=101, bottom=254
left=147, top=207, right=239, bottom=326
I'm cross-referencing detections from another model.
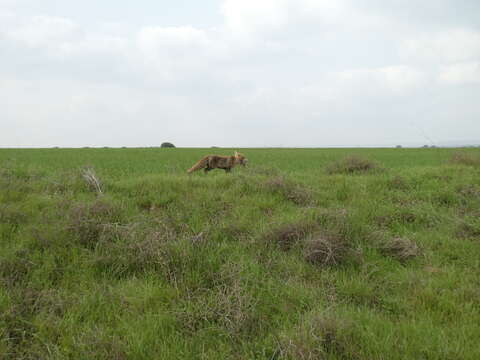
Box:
left=1, top=0, right=479, bottom=147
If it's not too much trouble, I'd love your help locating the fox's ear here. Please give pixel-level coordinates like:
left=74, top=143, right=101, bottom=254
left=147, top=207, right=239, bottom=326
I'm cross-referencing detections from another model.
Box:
left=234, top=151, right=238, bottom=156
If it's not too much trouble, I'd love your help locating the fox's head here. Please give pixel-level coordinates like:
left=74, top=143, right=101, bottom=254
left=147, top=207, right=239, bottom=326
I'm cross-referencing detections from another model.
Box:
left=234, top=151, right=248, bottom=166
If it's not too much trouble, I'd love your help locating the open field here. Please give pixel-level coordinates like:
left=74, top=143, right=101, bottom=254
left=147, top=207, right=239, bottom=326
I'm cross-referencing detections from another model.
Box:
left=1, top=147, right=480, bottom=359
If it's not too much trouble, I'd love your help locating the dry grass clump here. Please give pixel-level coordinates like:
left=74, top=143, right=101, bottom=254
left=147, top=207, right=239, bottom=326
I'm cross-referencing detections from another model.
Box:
left=94, top=221, right=175, bottom=277
left=375, top=207, right=437, bottom=229
left=177, top=271, right=259, bottom=337
left=81, top=166, right=103, bottom=194
left=264, top=222, right=315, bottom=250
left=315, top=208, right=349, bottom=229
left=0, top=287, right=72, bottom=358
left=68, top=200, right=123, bottom=248
left=220, top=223, right=252, bottom=240
left=381, top=237, right=420, bottom=263
left=304, top=233, right=349, bottom=267
left=388, top=175, right=410, bottom=191
left=0, top=250, right=34, bottom=287
left=456, top=221, right=480, bottom=239
left=279, top=314, right=355, bottom=359
left=449, top=151, right=480, bottom=167
left=263, top=176, right=314, bottom=205
left=457, top=184, right=480, bottom=198
left=327, top=155, right=382, bottom=175
left=1, top=288, right=38, bottom=353
left=75, top=330, right=127, bottom=360
left=0, top=204, right=28, bottom=227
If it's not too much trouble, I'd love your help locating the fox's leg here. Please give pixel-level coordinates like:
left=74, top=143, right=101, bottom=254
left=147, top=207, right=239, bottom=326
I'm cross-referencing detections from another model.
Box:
left=225, top=168, right=231, bottom=173
left=204, top=167, right=212, bottom=174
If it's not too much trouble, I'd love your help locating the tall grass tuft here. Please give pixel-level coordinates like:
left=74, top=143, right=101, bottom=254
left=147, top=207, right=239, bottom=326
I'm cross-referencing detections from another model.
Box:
left=82, top=166, right=103, bottom=194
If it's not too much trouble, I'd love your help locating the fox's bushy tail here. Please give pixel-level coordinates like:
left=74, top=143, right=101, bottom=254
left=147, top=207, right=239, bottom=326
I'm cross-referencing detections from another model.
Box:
left=187, top=157, right=209, bottom=173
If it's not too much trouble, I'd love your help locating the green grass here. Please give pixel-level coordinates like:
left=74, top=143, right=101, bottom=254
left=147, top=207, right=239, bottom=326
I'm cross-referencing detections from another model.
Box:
left=1, top=147, right=480, bottom=359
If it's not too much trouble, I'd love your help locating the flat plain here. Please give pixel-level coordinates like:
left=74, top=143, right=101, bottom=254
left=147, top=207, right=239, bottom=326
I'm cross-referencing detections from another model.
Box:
left=1, top=147, right=480, bottom=359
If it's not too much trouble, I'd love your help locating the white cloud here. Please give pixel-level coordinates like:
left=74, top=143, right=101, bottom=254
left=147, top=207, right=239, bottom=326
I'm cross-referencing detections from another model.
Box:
left=334, top=65, right=427, bottom=95
left=438, top=62, right=480, bottom=85
left=4, top=15, right=81, bottom=48
left=1, top=13, right=129, bottom=62
left=133, top=25, right=224, bottom=85
left=221, top=0, right=387, bottom=38
left=401, top=28, right=480, bottom=63
left=221, top=0, right=290, bottom=35
left=137, top=25, right=210, bottom=53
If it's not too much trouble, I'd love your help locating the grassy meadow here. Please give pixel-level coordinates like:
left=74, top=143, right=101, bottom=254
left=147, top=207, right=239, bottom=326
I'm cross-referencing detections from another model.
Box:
left=1, top=147, right=480, bottom=359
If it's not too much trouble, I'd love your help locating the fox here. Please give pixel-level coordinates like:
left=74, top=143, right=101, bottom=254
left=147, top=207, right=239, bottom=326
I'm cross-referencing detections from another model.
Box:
left=187, top=151, right=248, bottom=174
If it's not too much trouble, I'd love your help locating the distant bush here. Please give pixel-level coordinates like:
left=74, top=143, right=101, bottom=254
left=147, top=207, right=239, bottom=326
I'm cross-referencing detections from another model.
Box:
left=161, top=142, right=176, bottom=148
left=326, top=156, right=382, bottom=175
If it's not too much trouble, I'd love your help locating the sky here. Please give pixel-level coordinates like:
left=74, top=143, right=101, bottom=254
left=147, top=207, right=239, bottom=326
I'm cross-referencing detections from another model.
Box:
left=1, top=0, right=479, bottom=147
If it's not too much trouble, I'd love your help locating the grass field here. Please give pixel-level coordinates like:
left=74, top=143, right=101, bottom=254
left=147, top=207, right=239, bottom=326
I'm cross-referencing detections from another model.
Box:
left=1, top=147, right=480, bottom=359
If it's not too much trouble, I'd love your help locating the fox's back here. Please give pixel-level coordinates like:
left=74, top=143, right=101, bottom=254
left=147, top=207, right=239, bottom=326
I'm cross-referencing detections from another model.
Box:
left=208, top=155, right=233, bottom=167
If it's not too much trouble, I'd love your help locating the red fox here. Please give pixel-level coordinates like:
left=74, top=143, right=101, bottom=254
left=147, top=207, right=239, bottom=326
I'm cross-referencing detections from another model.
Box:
left=187, top=151, right=248, bottom=174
